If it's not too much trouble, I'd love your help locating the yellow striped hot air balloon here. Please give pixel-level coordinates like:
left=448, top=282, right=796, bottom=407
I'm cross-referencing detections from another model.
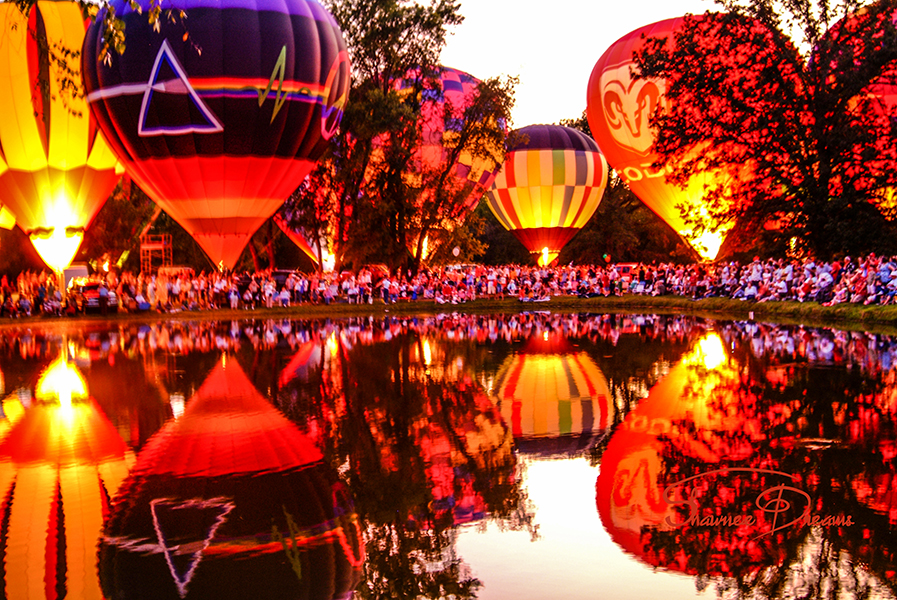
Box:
left=491, top=334, right=614, bottom=455
left=0, top=1, right=121, bottom=273
left=484, top=124, right=608, bottom=266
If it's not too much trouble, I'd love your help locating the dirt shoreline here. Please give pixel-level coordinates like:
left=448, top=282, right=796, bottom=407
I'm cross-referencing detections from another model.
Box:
left=3, top=294, right=897, bottom=334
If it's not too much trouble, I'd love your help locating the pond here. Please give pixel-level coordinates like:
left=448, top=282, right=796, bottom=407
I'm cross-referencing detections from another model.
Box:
left=0, top=312, right=894, bottom=600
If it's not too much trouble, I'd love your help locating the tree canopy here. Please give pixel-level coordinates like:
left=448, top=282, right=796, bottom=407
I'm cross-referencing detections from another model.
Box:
left=634, top=0, right=897, bottom=260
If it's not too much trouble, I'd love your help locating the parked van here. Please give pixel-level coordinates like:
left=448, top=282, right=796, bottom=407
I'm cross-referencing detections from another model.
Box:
left=63, top=263, right=89, bottom=290
left=614, top=263, right=639, bottom=291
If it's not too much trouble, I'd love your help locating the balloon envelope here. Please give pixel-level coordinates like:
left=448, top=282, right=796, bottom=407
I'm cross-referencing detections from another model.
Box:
left=396, top=67, right=505, bottom=212
left=587, top=17, right=735, bottom=261
left=274, top=213, right=333, bottom=270
left=0, top=1, right=121, bottom=272
left=82, top=0, right=350, bottom=268
left=484, top=124, right=608, bottom=266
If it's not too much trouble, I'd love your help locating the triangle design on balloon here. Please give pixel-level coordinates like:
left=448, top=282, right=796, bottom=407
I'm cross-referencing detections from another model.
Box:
left=151, top=496, right=235, bottom=598
left=139, top=39, right=224, bottom=137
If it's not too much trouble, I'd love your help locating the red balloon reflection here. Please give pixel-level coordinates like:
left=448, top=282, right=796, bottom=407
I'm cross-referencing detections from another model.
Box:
left=595, top=334, right=799, bottom=578
left=99, top=360, right=363, bottom=600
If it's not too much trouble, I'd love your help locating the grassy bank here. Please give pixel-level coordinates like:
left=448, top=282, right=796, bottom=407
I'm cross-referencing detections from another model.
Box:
left=6, top=294, right=897, bottom=335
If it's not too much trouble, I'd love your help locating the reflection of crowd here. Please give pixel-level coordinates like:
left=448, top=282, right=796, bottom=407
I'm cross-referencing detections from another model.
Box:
left=3, top=253, right=897, bottom=317
left=2, top=312, right=897, bottom=377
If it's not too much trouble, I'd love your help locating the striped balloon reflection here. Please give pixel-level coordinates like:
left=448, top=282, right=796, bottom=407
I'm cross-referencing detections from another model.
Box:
left=491, top=333, right=613, bottom=456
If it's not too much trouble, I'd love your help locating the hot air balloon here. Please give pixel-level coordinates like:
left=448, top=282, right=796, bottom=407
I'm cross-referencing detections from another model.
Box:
left=371, top=66, right=506, bottom=260
left=491, top=332, right=614, bottom=456
left=0, top=1, right=122, bottom=274
left=587, top=17, right=737, bottom=261
left=0, top=354, right=134, bottom=599
left=98, top=359, right=363, bottom=600
left=274, top=213, right=335, bottom=272
left=82, top=0, right=351, bottom=269
left=483, top=124, right=608, bottom=267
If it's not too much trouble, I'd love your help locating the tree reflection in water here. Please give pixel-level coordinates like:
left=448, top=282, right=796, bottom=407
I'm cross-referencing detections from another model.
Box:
left=275, top=323, right=531, bottom=600
left=598, top=327, right=897, bottom=599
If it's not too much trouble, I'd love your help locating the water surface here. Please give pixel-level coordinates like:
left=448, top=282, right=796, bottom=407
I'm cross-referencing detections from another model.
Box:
left=0, top=313, right=893, bottom=599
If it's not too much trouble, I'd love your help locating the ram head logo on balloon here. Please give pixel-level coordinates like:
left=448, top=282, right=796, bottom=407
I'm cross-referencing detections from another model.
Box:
left=599, top=64, right=664, bottom=156
left=82, top=0, right=351, bottom=269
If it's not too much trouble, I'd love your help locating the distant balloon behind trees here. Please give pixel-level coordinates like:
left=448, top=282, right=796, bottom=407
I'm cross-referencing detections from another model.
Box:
left=587, top=16, right=736, bottom=261
left=0, top=1, right=122, bottom=274
left=370, top=66, right=506, bottom=259
left=483, top=124, right=608, bottom=267
left=396, top=67, right=505, bottom=210
left=82, top=0, right=350, bottom=269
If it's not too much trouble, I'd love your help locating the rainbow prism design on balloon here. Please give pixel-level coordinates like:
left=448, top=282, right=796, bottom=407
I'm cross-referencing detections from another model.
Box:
left=82, top=0, right=351, bottom=269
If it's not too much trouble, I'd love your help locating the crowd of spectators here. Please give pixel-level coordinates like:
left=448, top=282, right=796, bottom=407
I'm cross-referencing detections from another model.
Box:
left=2, top=252, right=897, bottom=318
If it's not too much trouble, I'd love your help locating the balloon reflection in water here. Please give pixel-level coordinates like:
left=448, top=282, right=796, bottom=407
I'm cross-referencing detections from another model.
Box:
left=491, top=332, right=614, bottom=456
left=596, top=332, right=799, bottom=579
left=332, top=338, right=515, bottom=527
left=99, top=359, right=363, bottom=600
left=0, top=354, right=133, bottom=599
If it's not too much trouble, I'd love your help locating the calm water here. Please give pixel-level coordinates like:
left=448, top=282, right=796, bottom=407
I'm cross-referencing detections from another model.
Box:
left=0, top=313, right=894, bottom=600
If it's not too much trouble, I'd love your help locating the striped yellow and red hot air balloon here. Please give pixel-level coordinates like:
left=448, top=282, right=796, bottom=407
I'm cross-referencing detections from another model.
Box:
left=484, top=124, right=608, bottom=266
left=491, top=333, right=614, bottom=456
left=0, top=1, right=122, bottom=273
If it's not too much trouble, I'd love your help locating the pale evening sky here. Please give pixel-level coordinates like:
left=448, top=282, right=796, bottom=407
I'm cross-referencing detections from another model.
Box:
left=440, top=0, right=715, bottom=129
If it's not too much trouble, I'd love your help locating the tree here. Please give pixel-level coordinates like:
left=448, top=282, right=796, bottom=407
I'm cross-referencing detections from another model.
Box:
left=282, top=0, right=515, bottom=274
left=634, top=1, right=897, bottom=260
left=77, top=178, right=158, bottom=272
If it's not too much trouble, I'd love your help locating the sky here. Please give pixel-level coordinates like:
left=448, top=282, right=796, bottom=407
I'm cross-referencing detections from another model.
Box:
left=440, top=0, right=714, bottom=128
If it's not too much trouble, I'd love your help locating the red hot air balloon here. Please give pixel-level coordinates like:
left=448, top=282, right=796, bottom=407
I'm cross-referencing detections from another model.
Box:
left=587, top=17, right=736, bottom=261
left=82, top=0, right=350, bottom=269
